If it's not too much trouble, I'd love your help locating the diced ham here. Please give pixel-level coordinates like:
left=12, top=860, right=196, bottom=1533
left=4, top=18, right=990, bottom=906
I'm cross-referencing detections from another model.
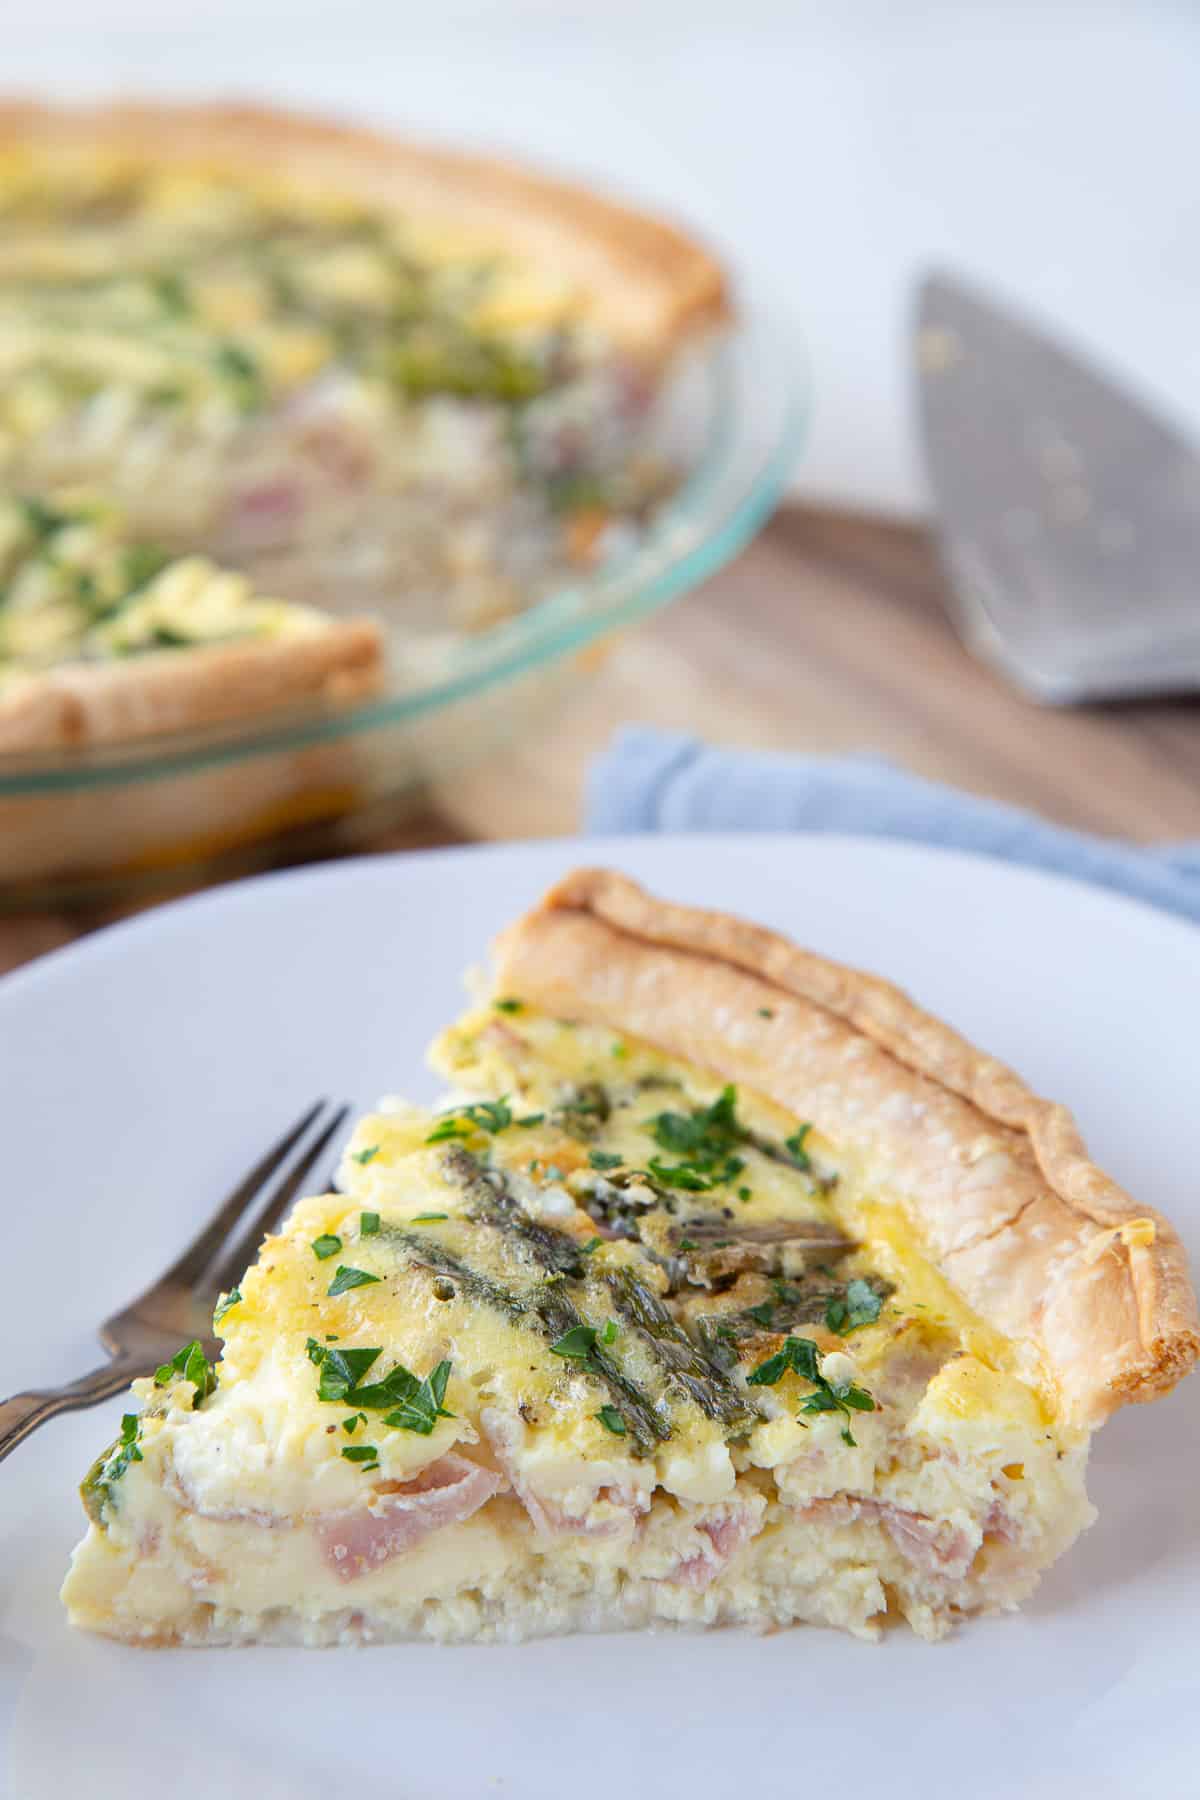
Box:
left=315, top=1454, right=504, bottom=1584
left=668, top=1503, right=762, bottom=1590
left=226, top=475, right=305, bottom=543
left=480, top=1407, right=645, bottom=1540
left=982, top=1499, right=1020, bottom=1544
left=791, top=1494, right=975, bottom=1581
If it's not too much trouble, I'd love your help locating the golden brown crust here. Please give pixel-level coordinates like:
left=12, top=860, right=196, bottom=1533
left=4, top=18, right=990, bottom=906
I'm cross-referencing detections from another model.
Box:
left=494, top=868, right=1199, bottom=1428
left=0, top=619, right=383, bottom=753
left=0, top=99, right=730, bottom=360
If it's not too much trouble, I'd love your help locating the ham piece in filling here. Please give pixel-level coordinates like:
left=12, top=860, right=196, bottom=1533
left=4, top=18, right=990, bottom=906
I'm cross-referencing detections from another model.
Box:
left=480, top=1408, right=646, bottom=1539
left=668, top=1502, right=763, bottom=1590
left=316, top=1454, right=505, bottom=1583
left=791, top=1494, right=979, bottom=1581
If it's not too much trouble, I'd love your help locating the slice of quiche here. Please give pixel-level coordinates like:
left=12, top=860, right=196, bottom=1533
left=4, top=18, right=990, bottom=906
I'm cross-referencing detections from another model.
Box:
left=61, top=870, right=1199, bottom=1646
left=0, top=489, right=381, bottom=751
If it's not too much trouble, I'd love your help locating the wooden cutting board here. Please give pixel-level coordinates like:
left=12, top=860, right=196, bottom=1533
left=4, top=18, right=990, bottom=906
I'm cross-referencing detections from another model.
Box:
left=5, top=503, right=1198, bottom=977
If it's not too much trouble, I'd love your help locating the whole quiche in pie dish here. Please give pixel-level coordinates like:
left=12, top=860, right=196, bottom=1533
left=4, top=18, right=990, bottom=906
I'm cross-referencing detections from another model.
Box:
left=62, top=872, right=1198, bottom=1648
left=0, top=102, right=730, bottom=756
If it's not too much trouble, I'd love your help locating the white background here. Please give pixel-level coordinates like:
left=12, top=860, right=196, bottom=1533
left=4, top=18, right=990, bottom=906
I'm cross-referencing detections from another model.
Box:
left=4, top=0, right=1199, bottom=513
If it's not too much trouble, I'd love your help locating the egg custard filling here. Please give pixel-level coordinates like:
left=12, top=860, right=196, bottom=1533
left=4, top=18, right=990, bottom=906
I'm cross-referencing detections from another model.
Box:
left=61, top=871, right=1197, bottom=1648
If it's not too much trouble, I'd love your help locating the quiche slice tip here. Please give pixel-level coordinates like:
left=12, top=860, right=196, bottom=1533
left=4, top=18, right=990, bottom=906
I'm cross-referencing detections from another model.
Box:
left=61, top=870, right=1198, bottom=1647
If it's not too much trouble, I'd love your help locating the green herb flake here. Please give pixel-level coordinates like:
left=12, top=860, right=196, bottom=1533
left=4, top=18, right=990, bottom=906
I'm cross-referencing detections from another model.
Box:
left=213, top=1286, right=242, bottom=1328
left=307, top=1342, right=382, bottom=1402
left=83, top=1410, right=144, bottom=1513
left=153, top=1340, right=216, bottom=1407
left=341, top=1444, right=380, bottom=1464
left=824, top=1278, right=884, bottom=1337
left=360, top=1211, right=381, bottom=1237
left=516, top=1113, right=545, bottom=1129
left=600, top=1318, right=619, bottom=1346
left=757, top=1008, right=775, bottom=1019
left=611, top=1042, right=628, bottom=1060
left=596, top=1405, right=627, bottom=1436
left=379, top=1359, right=454, bottom=1436
left=737, top=1187, right=752, bottom=1203
left=493, top=997, right=524, bottom=1014
left=581, top=1237, right=604, bottom=1254
left=350, top=1145, right=380, bottom=1166
left=746, top=1334, right=875, bottom=1444
left=311, top=1233, right=343, bottom=1261
left=341, top=1413, right=366, bottom=1435
left=550, top=1323, right=600, bottom=1362
left=784, top=1123, right=813, bottom=1170
left=427, top=1097, right=513, bottom=1143
left=747, top=1301, right=775, bottom=1328
left=327, top=1265, right=381, bottom=1297
left=411, top=1212, right=448, bottom=1223
left=589, top=1150, right=624, bottom=1171
left=308, top=1340, right=453, bottom=1434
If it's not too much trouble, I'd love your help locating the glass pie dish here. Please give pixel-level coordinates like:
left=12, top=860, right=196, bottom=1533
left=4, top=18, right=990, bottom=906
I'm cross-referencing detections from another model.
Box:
left=0, top=315, right=806, bottom=904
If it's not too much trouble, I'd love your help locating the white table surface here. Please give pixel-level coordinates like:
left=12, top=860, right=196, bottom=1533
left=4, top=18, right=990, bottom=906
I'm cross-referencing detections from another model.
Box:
left=5, top=0, right=1198, bottom=515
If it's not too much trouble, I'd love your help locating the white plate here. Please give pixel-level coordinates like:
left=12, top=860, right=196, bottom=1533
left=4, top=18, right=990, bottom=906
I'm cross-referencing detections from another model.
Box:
left=2, top=835, right=1197, bottom=1800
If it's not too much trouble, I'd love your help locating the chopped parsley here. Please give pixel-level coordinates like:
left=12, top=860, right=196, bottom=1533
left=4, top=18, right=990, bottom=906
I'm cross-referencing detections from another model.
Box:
left=80, top=1412, right=145, bottom=1521
left=307, top=1339, right=454, bottom=1435
left=341, top=1444, right=380, bottom=1465
left=581, top=1237, right=604, bottom=1254
left=153, top=1340, right=216, bottom=1407
left=589, top=1150, right=624, bottom=1171
left=360, top=1211, right=381, bottom=1236
left=427, top=1097, right=513, bottom=1143
left=312, top=1234, right=343, bottom=1260
left=824, top=1278, right=884, bottom=1336
left=550, top=1323, right=603, bottom=1362
left=108, top=1413, right=143, bottom=1479
left=596, top=1405, right=627, bottom=1436
left=350, top=1145, right=380, bottom=1166
left=611, top=1042, right=628, bottom=1060
left=212, top=1287, right=242, bottom=1327
left=643, top=1085, right=747, bottom=1192
left=411, top=1212, right=448, bottom=1223
left=757, top=1008, right=775, bottom=1019
left=601, top=1318, right=618, bottom=1346
left=327, top=1265, right=380, bottom=1297
left=213, top=340, right=264, bottom=409
left=784, top=1124, right=813, bottom=1170
left=342, top=1413, right=367, bottom=1434
left=306, top=1340, right=382, bottom=1401
left=746, top=1335, right=875, bottom=1446
left=493, top=997, right=524, bottom=1014
left=150, top=271, right=189, bottom=315
left=516, top=1113, right=545, bottom=1129
left=746, top=1301, right=775, bottom=1327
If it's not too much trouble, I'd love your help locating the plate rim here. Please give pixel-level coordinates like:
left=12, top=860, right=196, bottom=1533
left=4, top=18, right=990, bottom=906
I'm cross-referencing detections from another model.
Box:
left=4, top=828, right=1195, bottom=1007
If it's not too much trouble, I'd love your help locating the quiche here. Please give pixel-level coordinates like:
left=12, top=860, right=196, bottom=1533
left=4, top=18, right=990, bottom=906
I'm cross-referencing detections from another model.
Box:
left=0, top=103, right=728, bottom=751
left=61, top=870, right=1198, bottom=1646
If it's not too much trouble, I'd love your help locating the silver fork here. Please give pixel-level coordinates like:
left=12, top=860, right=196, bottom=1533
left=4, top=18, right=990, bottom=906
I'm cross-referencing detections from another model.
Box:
left=0, top=1099, right=349, bottom=1465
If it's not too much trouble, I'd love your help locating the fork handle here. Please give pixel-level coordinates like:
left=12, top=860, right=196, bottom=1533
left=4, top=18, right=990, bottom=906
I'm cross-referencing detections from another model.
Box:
left=0, top=1354, right=148, bottom=1465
